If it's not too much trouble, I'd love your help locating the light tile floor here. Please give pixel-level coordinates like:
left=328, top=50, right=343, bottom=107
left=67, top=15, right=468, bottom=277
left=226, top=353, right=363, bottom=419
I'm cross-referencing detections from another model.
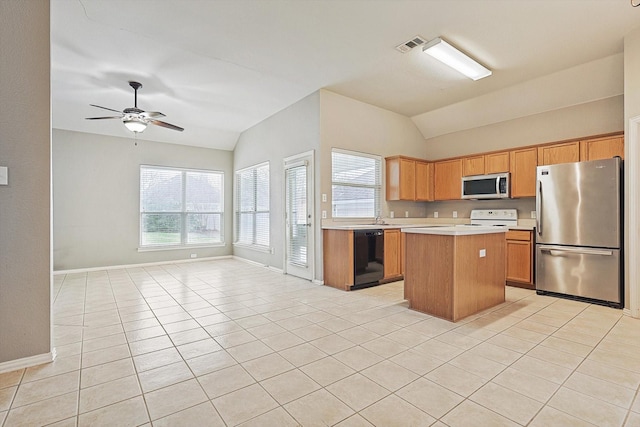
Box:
left=1, top=258, right=640, bottom=426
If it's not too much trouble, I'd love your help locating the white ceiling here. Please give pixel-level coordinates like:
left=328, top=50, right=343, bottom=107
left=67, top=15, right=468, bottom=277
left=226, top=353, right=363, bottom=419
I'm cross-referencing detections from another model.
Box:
left=51, top=0, right=640, bottom=151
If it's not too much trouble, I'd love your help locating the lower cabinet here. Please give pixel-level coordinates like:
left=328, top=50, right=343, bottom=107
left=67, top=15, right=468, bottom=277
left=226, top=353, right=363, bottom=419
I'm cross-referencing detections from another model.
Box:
left=383, top=229, right=402, bottom=281
left=505, top=230, right=534, bottom=289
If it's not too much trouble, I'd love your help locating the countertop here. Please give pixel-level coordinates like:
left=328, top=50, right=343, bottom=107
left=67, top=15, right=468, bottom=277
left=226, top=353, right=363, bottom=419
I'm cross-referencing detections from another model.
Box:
left=401, top=225, right=509, bottom=236
left=322, top=220, right=535, bottom=231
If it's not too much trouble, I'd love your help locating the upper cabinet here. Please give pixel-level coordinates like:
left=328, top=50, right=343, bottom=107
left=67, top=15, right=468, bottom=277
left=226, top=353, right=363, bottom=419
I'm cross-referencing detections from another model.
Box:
left=485, top=151, right=510, bottom=174
left=386, top=156, right=433, bottom=201
left=462, top=155, right=485, bottom=176
left=415, top=160, right=434, bottom=201
left=537, top=141, right=580, bottom=166
left=580, top=135, right=624, bottom=161
left=434, top=159, right=462, bottom=201
left=510, top=148, right=537, bottom=198
left=462, top=152, right=509, bottom=176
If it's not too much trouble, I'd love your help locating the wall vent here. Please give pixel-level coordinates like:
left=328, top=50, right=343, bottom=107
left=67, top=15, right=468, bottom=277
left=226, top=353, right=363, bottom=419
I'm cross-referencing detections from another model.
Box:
left=395, top=35, right=427, bottom=53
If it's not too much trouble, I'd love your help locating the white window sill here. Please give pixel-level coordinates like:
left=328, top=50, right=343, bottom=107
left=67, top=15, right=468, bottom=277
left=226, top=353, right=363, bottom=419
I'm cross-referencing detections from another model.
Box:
left=233, top=242, right=272, bottom=254
left=138, top=243, right=225, bottom=252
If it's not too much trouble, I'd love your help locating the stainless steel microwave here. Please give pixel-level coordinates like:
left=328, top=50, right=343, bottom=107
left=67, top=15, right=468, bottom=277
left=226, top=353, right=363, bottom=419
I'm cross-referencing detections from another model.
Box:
left=461, top=173, right=510, bottom=199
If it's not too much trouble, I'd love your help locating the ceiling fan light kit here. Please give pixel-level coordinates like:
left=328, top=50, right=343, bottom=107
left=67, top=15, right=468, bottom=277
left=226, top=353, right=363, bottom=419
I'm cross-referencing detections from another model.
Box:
left=86, top=81, right=184, bottom=135
left=423, top=37, right=492, bottom=81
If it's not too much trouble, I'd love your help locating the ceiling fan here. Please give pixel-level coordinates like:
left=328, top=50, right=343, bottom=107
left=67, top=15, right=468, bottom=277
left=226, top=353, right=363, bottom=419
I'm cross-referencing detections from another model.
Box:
left=86, top=81, right=184, bottom=133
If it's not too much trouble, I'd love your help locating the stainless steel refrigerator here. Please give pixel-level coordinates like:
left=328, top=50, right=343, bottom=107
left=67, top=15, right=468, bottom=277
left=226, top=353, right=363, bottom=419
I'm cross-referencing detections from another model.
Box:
left=535, top=157, right=623, bottom=307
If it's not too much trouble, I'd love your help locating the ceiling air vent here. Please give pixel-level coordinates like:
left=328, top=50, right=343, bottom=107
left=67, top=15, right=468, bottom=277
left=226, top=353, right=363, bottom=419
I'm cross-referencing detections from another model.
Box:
left=395, top=35, right=427, bottom=53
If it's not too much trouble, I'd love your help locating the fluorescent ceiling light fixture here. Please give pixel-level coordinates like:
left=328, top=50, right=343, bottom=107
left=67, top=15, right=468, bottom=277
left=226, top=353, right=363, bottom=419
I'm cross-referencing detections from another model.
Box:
left=423, top=37, right=492, bottom=81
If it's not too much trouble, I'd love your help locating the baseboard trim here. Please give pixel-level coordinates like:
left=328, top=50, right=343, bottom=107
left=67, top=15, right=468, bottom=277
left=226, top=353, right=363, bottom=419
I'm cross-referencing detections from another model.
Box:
left=313, top=279, right=324, bottom=285
left=0, top=348, right=56, bottom=374
left=54, top=255, right=233, bottom=275
left=267, top=266, right=284, bottom=274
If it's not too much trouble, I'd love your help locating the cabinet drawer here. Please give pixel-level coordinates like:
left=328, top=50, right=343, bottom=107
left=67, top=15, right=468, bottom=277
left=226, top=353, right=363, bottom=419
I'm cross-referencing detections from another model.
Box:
left=506, top=230, right=531, bottom=241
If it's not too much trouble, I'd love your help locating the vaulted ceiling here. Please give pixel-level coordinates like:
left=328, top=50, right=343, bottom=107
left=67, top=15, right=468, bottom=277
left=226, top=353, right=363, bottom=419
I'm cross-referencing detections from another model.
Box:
left=51, top=0, right=640, bottom=150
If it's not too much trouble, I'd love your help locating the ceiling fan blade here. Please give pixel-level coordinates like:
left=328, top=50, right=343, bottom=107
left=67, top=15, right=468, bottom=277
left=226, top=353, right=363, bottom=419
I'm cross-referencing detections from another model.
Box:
left=90, top=104, right=123, bottom=114
left=85, top=116, right=122, bottom=120
left=140, top=111, right=166, bottom=119
left=150, top=120, right=184, bottom=132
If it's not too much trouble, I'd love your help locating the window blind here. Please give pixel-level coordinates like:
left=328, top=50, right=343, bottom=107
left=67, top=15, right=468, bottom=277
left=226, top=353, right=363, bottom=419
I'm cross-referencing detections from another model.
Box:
left=140, top=166, right=224, bottom=247
left=331, top=149, right=381, bottom=218
left=235, top=162, right=270, bottom=248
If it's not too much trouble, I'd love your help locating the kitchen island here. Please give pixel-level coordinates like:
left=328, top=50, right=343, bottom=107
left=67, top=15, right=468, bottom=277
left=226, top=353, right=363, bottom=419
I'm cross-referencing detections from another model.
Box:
left=402, top=226, right=507, bottom=322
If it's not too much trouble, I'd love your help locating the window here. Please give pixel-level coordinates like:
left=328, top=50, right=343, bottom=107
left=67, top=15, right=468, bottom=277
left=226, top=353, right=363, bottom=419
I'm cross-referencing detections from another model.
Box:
left=140, top=166, right=224, bottom=247
left=331, top=149, right=381, bottom=218
left=234, top=162, right=270, bottom=249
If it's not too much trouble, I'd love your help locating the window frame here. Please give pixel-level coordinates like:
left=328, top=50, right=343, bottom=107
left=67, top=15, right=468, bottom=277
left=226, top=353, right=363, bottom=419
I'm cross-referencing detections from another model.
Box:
left=233, top=161, right=270, bottom=252
left=331, top=148, right=382, bottom=220
left=139, top=165, right=225, bottom=250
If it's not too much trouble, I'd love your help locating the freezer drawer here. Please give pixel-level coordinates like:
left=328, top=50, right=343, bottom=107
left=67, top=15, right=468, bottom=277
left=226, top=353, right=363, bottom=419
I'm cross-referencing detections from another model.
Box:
left=536, top=245, right=621, bottom=305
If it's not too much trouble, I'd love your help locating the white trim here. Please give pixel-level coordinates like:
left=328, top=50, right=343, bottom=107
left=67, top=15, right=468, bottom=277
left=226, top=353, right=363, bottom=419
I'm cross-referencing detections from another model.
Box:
left=0, top=349, right=56, bottom=374
left=267, top=266, right=284, bottom=274
left=628, top=115, right=640, bottom=317
left=312, top=279, right=324, bottom=285
left=232, top=242, right=272, bottom=254
left=53, top=255, right=232, bottom=275
left=232, top=255, right=268, bottom=267
left=137, top=243, right=225, bottom=252
left=236, top=160, right=269, bottom=175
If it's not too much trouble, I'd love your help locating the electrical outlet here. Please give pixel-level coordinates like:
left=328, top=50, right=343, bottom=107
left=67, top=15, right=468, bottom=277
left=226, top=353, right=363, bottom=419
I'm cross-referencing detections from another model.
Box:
left=322, top=193, right=327, bottom=202
left=479, top=249, right=486, bottom=258
left=434, top=212, right=438, bottom=218
left=322, top=210, right=327, bottom=219
left=405, top=211, right=409, bottom=218
left=453, top=211, right=458, bottom=218
left=190, top=253, right=197, bottom=259
left=390, top=211, right=394, bottom=218
left=0, top=167, right=7, bottom=186
left=531, top=211, right=536, bottom=219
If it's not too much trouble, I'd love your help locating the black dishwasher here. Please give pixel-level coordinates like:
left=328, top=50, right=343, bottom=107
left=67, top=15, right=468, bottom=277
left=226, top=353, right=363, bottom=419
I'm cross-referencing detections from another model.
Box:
left=353, top=229, right=384, bottom=289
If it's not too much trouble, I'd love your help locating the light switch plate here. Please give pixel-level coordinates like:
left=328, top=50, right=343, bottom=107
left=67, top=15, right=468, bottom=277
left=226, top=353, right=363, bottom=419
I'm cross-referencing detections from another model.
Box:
left=531, top=211, right=536, bottom=219
left=405, top=211, right=409, bottom=218
left=390, top=211, right=394, bottom=218
left=322, top=210, right=327, bottom=219
left=322, top=193, right=327, bottom=202
left=0, top=166, right=7, bottom=185
left=479, top=249, right=486, bottom=257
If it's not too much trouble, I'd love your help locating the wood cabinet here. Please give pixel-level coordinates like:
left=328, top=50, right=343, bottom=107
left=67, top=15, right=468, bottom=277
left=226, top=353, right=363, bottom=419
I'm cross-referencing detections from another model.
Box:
left=383, top=229, right=402, bottom=281
left=580, top=135, right=624, bottom=161
left=505, top=230, right=534, bottom=289
left=509, top=148, right=537, bottom=198
left=463, top=152, right=510, bottom=176
left=434, top=159, right=462, bottom=200
left=485, top=151, right=510, bottom=173
left=386, top=156, right=433, bottom=201
left=463, top=155, right=485, bottom=176
left=415, top=160, right=434, bottom=201
left=537, top=141, right=580, bottom=166
left=323, top=229, right=354, bottom=291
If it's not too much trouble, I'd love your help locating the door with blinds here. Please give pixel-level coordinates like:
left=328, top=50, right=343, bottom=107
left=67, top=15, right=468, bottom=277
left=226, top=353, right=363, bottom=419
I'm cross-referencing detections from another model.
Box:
left=284, top=152, right=314, bottom=281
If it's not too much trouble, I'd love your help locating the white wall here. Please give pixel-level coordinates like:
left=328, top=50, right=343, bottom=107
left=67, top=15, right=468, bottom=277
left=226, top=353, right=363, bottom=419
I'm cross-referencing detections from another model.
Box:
left=319, top=89, right=429, bottom=220
left=424, top=96, right=623, bottom=160
left=233, top=92, right=321, bottom=273
left=53, top=129, right=233, bottom=270
left=624, top=26, right=640, bottom=310
left=0, top=1, right=51, bottom=364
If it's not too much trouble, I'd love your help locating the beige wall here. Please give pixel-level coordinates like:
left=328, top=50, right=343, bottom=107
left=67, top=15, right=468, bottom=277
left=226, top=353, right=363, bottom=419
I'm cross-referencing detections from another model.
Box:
left=319, top=89, right=429, bottom=220
left=53, top=129, right=234, bottom=271
left=424, top=96, right=623, bottom=160
left=624, top=26, right=640, bottom=309
left=233, top=92, right=321, bottom=273
left=0, top=1, right=51, bottom=363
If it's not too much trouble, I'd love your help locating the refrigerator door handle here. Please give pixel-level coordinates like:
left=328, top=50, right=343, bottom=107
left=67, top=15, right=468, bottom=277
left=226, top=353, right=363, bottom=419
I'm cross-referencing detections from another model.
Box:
left=539, top=246, right=614, bottom=256
left=536, top=180, right=542, bottom=235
